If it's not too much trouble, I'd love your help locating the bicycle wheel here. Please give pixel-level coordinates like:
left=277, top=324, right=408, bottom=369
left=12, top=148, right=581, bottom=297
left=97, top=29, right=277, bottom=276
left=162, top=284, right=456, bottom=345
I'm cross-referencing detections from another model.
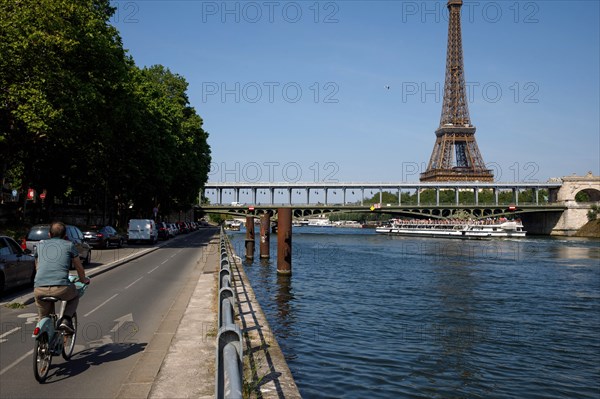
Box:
left=33, top=333, right=52, bottom=383
left=62, top=313, right=77, bottom=360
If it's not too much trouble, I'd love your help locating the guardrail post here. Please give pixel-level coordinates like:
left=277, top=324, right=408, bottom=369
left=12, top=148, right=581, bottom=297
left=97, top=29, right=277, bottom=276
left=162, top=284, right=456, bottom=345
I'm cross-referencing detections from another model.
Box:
left=277, top=208, right=292, bottom=275
left=259, top=213, right=270, bottom=258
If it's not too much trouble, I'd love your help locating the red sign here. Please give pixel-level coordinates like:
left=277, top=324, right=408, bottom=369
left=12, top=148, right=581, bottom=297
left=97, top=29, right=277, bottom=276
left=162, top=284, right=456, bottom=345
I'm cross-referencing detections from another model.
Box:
left=248, top=206, right=255, bottom=211
left=40, top=192, right=46, bottom=200
left=27, top=189, right=35, bottom=200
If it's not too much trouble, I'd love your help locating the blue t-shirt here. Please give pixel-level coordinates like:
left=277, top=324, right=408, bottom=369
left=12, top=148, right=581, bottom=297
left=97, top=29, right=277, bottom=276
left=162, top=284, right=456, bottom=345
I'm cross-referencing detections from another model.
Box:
left=34, top=238, right=79, bottom=287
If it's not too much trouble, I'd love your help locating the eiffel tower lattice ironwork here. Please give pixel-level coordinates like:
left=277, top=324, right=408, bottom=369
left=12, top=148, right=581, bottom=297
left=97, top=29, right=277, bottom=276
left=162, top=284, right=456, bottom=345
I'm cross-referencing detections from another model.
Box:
left=420, top=0, right=493, bottom=182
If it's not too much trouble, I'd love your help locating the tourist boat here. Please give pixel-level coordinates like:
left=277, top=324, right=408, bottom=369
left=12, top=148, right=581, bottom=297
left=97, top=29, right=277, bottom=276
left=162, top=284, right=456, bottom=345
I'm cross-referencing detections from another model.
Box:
left=375, top=219, right=526, bottom=239
left=333, top=221, right=363, bottom=228
left=307, top=218, right=332, bottom=227
left=225, top=220, right=241, bottom=231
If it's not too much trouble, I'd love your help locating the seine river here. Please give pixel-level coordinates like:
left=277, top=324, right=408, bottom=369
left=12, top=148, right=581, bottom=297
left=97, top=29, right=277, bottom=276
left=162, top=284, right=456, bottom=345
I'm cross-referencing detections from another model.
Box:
left=228, top=227, right=600, bottom=399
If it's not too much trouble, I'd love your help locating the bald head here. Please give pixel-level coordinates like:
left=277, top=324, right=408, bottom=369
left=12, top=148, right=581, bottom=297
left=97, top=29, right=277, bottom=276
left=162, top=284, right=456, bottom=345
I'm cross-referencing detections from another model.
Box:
left=49, top=222, right=67, bottom=238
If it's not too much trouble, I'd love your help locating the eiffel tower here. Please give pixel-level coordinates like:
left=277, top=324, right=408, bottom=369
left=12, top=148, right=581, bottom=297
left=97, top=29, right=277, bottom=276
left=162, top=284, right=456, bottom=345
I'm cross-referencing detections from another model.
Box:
left=420, top=0, right=493, bottom=182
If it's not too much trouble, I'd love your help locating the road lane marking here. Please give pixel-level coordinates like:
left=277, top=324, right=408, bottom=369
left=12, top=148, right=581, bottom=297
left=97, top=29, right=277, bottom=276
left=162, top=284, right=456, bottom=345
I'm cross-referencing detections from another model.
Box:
left=0, top=327, right=21, bottom=343
left=0, top=349, right=32, bottom=376
left=147, top=265, right=161, bottom=274
left=125, top=277, right=144, bottom=289
left=161, top=259, right=169, bottom=265
left=83, top=293, right=119, bottom=317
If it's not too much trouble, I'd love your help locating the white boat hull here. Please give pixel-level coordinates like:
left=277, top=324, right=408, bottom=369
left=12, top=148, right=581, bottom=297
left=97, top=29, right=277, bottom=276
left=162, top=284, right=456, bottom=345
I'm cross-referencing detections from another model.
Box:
left=375, top=221, right=526, bottom=239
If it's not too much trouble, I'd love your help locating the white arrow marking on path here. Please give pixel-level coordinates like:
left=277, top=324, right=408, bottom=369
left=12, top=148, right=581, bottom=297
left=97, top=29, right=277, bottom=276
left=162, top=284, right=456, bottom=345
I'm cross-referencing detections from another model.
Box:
left=110, top=313, right=134, bottom=333
left=17, top=313, right=38, bottom=325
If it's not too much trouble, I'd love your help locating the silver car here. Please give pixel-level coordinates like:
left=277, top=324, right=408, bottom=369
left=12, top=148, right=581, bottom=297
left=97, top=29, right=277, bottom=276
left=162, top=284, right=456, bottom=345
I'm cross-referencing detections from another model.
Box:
left=0, top=236, right=35, bottom=294
left=25, top=224, right=92, bottom=266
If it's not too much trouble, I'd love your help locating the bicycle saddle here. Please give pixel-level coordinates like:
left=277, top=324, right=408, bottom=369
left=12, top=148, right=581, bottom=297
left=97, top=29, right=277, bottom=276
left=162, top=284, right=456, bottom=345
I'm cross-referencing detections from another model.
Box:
left=39, top=296, right=61, bottom=303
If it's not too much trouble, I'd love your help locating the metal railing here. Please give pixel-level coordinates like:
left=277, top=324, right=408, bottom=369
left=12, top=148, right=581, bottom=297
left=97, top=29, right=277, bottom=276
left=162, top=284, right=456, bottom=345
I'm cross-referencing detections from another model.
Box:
left=216, top=227, right=243, bottom=399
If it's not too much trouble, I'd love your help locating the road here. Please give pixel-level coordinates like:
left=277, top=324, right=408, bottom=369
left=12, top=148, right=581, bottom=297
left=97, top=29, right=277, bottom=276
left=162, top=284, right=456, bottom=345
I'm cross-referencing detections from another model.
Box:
left=0, top=228, right=218, bottom=398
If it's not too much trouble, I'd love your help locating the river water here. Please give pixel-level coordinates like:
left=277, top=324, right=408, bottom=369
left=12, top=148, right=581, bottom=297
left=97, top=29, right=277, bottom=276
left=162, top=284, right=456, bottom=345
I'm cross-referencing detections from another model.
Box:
left=228, top=227, right=600, bottom=399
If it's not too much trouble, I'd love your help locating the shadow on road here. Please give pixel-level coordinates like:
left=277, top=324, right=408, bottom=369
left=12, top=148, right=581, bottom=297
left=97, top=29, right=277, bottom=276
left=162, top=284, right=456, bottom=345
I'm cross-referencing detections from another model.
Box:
left=43, top=342, right=147, bottom=383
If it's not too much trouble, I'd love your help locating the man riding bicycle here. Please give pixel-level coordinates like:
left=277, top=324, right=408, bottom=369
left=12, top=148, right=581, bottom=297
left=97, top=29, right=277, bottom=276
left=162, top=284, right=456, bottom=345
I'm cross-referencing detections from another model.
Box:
left=34, top=222, right=90, bottom=333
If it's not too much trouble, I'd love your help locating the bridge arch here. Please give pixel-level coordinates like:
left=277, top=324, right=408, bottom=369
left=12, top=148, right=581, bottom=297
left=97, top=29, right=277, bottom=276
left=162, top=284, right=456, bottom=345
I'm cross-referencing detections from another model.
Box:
left=575, top=188, right=600, bottom=203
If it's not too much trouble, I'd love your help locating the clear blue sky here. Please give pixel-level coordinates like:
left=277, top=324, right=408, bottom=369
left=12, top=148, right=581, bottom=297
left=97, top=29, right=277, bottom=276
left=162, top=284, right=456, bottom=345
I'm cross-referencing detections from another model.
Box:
left=112, top=0, right=599, bottom=184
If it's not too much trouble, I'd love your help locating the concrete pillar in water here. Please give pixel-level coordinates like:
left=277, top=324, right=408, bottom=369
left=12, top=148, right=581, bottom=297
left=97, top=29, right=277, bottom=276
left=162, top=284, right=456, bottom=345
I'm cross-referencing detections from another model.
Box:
left=260, top=213, right=270, bottom=258
left=245, top=216, right=255, bottom=259
left=277, top=208, right=292, bottom=275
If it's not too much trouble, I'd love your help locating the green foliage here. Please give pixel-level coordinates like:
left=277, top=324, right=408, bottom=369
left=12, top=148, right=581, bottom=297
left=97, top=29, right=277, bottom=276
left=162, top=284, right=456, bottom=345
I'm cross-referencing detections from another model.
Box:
left=0, top=0, right=211, bottom=221
left=209, top=214, right=233, bottom=225
left=363, top=191, right=399, bottom=205
left=329, top=212, right=390, bottom=222
left=576, top=191, right=591, bottom=202
left=4, top=303, right=26, bottom=310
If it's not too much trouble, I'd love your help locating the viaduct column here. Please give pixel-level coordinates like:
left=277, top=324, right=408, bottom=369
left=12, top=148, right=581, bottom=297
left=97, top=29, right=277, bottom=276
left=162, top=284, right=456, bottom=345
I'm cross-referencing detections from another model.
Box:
left=245, top=216, right=255, bottom=260
left=260, top=213, right=270, bottom=258
left=277, top=208, right=292, bottom=275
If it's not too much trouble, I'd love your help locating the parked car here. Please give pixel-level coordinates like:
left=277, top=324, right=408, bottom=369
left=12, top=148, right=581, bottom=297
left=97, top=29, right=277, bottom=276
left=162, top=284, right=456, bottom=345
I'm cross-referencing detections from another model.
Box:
left=0, top=236, right=36, bottom=294
left=176, top=221, right=189, bottom=234
left=24, top=224, right=92, bottom=266
left=127, top=219, right=158, bottom=244
left=167, top=223, right=179, bottom=237
left=157, top=222, right=170, bottom=240
left=81, top=225, right=124, bottom=249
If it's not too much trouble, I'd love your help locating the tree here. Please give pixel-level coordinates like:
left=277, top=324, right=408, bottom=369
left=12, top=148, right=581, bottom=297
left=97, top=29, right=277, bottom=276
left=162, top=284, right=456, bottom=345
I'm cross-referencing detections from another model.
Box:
left=123, top=65, right=211, bottom=217
left=1, top=1, right=211, bottom=223
left=0, top=0, right=129, bottom=204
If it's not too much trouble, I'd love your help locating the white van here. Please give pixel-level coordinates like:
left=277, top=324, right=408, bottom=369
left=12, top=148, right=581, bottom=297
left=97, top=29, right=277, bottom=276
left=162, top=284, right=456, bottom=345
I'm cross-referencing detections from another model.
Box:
left=127, top=219, right=158, bottom=244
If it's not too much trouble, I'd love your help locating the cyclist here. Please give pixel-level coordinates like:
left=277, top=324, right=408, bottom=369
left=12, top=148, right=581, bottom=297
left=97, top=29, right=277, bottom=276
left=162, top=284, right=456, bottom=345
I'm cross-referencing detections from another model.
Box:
left=33, top=221, right=90, bottom=333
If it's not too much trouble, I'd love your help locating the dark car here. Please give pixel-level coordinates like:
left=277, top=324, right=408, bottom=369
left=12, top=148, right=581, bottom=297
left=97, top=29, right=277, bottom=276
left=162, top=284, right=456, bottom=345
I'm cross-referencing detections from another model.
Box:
left=157, top=222, right=170, bottom=240
left=81, top=225, right=124, bottom=249
left=25, top=224, right=92, bottom=265
left=1, top=236, right=35, bottom=294
left=176, top=222, right=189, bottom=234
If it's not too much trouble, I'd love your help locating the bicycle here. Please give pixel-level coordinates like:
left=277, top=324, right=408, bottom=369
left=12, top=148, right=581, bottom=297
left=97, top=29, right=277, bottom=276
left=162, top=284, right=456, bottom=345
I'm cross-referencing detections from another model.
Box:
left=32, top=276, right=89, bottom=383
